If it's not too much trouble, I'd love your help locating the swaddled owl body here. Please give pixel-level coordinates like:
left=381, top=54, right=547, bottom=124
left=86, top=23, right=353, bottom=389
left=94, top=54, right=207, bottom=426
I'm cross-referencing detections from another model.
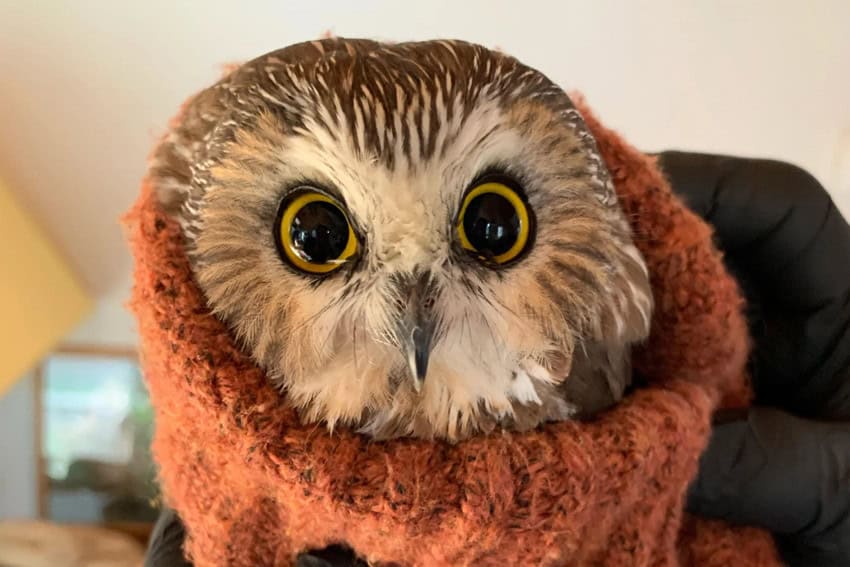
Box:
left=150, top=38, right=653, bottom=441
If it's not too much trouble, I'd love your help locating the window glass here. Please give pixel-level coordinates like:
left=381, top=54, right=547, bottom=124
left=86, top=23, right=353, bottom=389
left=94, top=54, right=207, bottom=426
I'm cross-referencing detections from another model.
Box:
left=41, top=352, right=157, bottom=523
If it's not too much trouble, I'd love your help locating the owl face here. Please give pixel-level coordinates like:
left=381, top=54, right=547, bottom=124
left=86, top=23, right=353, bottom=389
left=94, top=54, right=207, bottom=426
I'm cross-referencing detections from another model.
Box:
left=151, top=39, right=652, bottom=441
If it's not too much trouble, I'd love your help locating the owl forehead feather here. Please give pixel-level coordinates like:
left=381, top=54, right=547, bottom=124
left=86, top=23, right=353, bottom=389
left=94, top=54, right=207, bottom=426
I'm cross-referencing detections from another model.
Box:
left=224, top=39, right=570, bottom=163
left=151, top=38, right=615, bottom=233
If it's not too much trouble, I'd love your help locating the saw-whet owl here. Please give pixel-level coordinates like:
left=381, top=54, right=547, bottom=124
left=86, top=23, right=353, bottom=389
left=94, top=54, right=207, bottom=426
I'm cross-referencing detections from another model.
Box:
left=151, top=38, right=653, bottom=442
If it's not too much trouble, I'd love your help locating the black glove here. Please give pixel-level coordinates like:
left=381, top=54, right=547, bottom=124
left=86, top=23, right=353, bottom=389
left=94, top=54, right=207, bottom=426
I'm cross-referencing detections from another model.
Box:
left=144, top=506, right=363, bottom=567
left=659, top=151, right=850, bottom=566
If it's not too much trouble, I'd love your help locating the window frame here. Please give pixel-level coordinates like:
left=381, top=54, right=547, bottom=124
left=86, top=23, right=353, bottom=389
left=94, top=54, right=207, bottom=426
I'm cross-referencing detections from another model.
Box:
left=32, top=344, right=153, bottom=545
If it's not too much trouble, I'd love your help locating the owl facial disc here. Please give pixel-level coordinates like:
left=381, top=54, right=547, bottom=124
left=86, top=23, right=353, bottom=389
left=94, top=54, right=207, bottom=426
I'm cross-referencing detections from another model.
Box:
left=152, top=38, right=655, bottom=440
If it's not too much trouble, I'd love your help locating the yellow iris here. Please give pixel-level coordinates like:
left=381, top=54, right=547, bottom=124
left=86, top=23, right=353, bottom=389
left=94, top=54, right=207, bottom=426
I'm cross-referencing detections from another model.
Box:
left=456, top=181, right=531, bottom=265
left=278, top=191, right=358, bottom=274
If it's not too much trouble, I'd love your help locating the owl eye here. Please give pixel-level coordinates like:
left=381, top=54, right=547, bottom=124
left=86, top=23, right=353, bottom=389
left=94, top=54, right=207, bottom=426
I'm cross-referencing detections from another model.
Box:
left=456, top=177, right=533, bottom=265
left=275, top=189, right=358, bottom=274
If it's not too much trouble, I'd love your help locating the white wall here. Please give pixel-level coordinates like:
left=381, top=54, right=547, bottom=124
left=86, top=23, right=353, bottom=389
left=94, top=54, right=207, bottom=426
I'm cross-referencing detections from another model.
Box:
left=0, top=372, right=38, bottom=520
left=2, top=0, right=847, bottom=350
left=64, top=275, right=138, bottom=347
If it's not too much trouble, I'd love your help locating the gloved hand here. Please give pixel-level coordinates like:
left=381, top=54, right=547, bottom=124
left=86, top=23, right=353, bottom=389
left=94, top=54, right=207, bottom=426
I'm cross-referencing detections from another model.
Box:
left=144, top=507, right=363, bottom=567
left=144, top=152, right=850, bottom=566
left=658, top=151, right=850, bottom=566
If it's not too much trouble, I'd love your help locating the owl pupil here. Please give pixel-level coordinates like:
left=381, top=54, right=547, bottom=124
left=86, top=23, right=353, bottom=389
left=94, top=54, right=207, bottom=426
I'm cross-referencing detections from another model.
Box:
left=290, top=202, right=349, bottom=263
left=463, top=193, right=519, bottom=256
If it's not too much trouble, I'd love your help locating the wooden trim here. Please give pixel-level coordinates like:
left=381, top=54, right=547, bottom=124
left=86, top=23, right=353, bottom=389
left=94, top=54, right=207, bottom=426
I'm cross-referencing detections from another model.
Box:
left=52, top=344, right=138, bottom=360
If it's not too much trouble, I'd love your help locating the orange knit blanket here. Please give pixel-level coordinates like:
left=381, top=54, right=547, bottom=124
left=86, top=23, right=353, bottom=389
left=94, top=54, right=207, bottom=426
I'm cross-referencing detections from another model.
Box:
left=127, top=98, right=781, bottom=566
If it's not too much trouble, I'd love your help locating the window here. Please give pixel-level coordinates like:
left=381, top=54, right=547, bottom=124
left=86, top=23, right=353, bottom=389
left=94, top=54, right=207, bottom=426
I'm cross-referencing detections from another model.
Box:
left=37, top=347, right=158, bottom=525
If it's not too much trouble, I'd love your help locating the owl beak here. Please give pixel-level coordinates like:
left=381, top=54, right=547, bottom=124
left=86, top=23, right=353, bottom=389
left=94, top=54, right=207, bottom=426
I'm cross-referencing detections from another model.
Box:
left=397, top=273, right=436, bottom=392
left=405, top=318, right=435, bottom=392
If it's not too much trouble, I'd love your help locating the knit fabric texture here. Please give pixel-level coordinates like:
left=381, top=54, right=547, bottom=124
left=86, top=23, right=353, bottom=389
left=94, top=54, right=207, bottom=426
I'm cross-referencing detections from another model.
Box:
left=127, top=98, right=781, bottom=566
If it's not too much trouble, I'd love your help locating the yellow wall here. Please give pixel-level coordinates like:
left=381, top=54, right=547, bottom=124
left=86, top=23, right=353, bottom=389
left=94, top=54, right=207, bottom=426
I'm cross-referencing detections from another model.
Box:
left=0, top=179, right=92, bottom=396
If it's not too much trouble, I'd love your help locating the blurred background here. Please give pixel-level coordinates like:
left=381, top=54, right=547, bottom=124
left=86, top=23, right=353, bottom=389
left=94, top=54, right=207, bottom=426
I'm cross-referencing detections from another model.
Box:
left=0, top=0, right=848, bottom=562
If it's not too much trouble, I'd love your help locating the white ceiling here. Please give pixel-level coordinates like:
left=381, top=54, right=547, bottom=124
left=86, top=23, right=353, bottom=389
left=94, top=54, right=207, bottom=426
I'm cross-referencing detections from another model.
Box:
left=2, top=1, right=849, bottom=343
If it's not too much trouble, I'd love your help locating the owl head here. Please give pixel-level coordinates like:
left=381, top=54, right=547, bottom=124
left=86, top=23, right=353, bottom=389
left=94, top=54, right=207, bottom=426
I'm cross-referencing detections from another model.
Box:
left=149, top=38, right=652, bottom=441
